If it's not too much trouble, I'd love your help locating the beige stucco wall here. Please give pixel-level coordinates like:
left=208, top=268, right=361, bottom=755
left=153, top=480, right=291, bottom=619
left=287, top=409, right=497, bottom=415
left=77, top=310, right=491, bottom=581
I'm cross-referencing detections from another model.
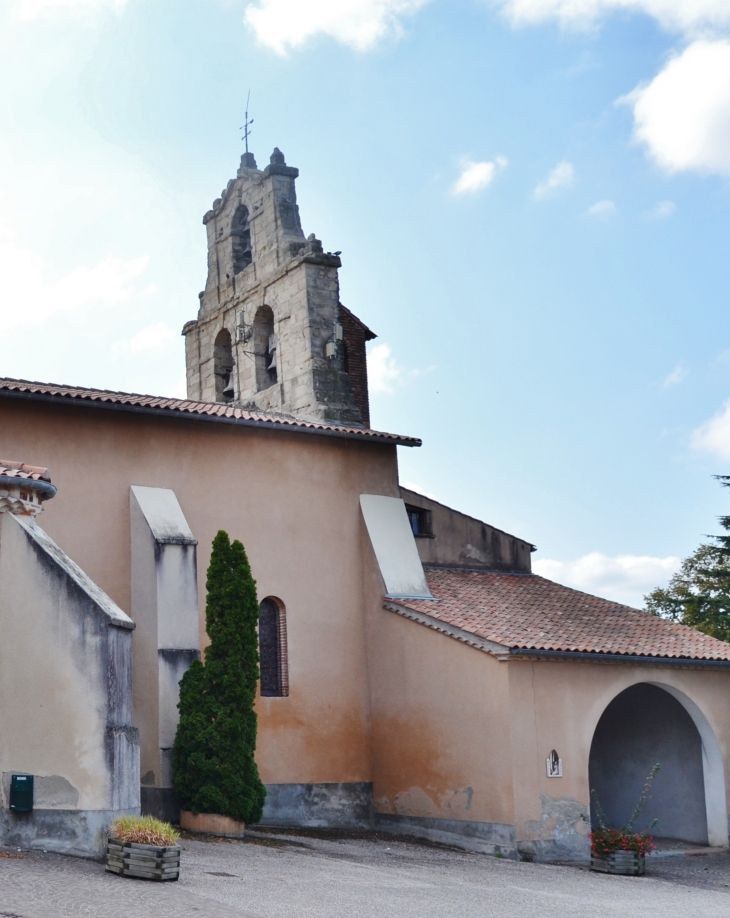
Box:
left=507, top=659, right=730, bottom=856
left=365, top=593, right=730, bottom=857
left=0, top=396, right=399, bottom=788
left=399, top=487, right=533, bottom=572
left=367, top=605, right=514, bottom=830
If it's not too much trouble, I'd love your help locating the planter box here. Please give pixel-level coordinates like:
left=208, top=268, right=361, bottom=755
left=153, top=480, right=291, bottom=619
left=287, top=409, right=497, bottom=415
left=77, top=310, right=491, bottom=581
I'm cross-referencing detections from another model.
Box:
left=180, top=810, right=246, bottom=838
left=590, top=851, right=645, bottom=876
left=106, top=838, right=180, bottom=882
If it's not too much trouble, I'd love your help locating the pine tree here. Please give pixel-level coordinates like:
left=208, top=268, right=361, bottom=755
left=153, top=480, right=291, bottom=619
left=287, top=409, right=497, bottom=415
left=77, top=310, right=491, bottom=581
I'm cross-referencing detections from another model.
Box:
left=172, top=530, right=267, bottom=823
left=645, top=475, right=730, bottom=643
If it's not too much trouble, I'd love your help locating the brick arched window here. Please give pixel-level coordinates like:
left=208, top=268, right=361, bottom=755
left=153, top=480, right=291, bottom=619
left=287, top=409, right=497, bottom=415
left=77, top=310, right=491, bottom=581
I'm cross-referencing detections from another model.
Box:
left=259, top=596, right=288, bottom=697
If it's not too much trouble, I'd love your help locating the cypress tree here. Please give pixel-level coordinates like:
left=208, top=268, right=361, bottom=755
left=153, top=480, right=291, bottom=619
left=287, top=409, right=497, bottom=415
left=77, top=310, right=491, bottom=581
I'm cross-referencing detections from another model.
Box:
left=172, top=530, right=267, bottom=823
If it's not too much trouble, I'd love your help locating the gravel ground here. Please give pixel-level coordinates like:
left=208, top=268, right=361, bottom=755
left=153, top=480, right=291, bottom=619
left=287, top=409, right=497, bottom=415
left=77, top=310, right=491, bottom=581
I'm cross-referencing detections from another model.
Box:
left=2, top=828, right=729, bottom=918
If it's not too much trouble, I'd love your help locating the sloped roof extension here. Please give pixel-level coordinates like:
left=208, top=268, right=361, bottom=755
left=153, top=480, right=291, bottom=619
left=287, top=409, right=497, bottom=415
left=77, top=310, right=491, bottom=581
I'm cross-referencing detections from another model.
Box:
left=389, top=567, right=730, bottom=662
left=0, top=378, right=421, bottom=447
left=0, top=460, right=51, bottom=482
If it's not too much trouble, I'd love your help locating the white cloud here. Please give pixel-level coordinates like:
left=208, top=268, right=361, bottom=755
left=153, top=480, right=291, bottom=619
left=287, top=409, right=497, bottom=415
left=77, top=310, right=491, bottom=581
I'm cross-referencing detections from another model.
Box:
left=367, top=343, right=402, bottom=394
left=533, top=161, right=573, bottom=199
left=646, top=200, right=676, bottom=219
left=0, top=240, right=148, bottom=327
left=621, top=40, right=730, bottom=176
left=534, top=551, right=681, bottom=607
left=400, top=481, right=437, bottom=499
left=127, top=322, right=177, bottom=353
left=170, top=371, right=189, bottom=400
left=585, top=199, right=616, bottom=216
left=13, top=0, right=126, bottom=20
left=663, top=362, right=687, bottom=387
left=243, top=0, right=430, bottom=54
left=691, top=399, right=730, bottom=461
left=494, top=1, right=730, bottom=35
left=453, top=156, right=508, bottom=195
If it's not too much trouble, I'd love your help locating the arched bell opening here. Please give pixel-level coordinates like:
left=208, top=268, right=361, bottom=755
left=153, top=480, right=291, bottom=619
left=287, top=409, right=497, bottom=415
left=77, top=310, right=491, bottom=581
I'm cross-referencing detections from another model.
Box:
left=253, top=305, right=277, bottom=392
left=213, top=328, right=234, bottom=403
left=589, top=683, right=713, bottom=845
left=232, top=205, right=252, bottom=274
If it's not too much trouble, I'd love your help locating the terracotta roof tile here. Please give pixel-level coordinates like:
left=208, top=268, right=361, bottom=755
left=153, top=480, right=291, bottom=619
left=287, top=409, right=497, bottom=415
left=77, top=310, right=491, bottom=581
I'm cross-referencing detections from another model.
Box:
left=0, top=378, right=421, bottom=447
left=0, top=460, right=51, bottom=482
left=393, top=568, right=730, bottom=661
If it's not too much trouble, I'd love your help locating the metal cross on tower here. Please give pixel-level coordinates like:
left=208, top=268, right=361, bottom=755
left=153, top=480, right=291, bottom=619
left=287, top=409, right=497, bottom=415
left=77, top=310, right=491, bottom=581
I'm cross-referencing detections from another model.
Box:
left=240, top=90, right=254, bottom=154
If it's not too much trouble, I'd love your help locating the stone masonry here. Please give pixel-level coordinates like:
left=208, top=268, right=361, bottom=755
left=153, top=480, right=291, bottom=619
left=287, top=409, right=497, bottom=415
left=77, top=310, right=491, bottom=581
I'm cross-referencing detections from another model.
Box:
left=183, top=148, right=374, bottom=425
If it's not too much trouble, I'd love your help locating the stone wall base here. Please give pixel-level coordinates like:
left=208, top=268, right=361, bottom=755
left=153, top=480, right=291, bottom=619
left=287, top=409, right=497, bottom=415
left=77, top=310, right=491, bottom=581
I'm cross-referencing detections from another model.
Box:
left=0, top=807, right=139, bottom=858
left=141, top=786, right=179, bottom=824
left=375, top=813, right=518, bottom=858
left=260, top=782, right=374, bottom=828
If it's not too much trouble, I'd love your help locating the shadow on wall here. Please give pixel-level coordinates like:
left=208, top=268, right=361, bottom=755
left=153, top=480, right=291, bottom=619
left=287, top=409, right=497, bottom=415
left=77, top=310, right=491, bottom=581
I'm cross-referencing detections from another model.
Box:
left=589, top=683, right=708, bottom=844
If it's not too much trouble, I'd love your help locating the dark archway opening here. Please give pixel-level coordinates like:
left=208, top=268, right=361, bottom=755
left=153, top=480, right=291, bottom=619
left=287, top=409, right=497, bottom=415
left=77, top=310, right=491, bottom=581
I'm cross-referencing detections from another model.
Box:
left=253, top=305, right=277, bottom=391
left=213, top=328, right=234, bottom=403
left=589, top=683, right=708, bottom=844
left=232, top=205, right=252, bottom=274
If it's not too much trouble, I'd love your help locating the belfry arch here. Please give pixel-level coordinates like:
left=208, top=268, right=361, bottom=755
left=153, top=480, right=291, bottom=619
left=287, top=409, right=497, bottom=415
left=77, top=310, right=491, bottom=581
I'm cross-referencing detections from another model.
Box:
left=231, top=204, right=252, bottom=274
left=589, top=682, right=728, bottom=847
left=253, top=305, right=277, bottom=392
left=213, top=328, right=234, bottom=403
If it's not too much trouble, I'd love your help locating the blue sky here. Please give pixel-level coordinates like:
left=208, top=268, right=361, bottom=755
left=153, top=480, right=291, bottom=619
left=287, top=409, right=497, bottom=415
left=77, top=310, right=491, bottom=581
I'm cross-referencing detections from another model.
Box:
left=2, top=0, right=730, bottom=606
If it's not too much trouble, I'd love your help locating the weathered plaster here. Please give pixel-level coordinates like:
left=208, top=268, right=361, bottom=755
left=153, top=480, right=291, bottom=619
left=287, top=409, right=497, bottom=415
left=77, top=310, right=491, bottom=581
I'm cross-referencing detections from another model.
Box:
left=0, top=512, right=139, bottom=855
left=130, top=487, right=200, bottom=818
left=521, top=793, right=590, bottom=862
left=375, top=814, right=517, bottom=858
left=261, top=783, right=373, bottom=828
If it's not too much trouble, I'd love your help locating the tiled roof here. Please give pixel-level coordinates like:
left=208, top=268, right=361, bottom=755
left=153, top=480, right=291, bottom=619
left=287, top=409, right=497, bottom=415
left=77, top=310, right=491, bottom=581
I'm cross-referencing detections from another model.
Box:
left=339, top=303, right=377, bottom=341
left=0, top=460, right=51, bottom=483
left=390, top=568, right=730, bottom=662
left=0, top=378, right=421, bottom=447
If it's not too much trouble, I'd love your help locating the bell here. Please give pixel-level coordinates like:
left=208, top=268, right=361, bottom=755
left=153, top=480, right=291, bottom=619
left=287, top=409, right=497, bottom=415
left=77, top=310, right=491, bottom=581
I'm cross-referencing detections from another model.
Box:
left=222, top=381, right=234, bottom=398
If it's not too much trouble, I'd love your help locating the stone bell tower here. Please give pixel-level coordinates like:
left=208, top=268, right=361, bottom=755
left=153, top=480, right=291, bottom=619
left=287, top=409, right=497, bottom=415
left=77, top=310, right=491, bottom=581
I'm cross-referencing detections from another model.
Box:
left=182, top=148, right=374, bottom=426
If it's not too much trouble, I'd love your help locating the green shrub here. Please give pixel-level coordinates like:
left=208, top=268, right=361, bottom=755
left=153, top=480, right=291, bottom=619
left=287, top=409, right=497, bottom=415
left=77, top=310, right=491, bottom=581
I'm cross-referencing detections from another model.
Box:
left=172, top=530, right=267, bottom=824
left=111, top=815, right=179, bottom=846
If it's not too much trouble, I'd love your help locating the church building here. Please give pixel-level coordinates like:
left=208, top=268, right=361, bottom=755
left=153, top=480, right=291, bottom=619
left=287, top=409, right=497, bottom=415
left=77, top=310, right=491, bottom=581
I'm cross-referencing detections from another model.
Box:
left=1, top=147, right=730, bottom=862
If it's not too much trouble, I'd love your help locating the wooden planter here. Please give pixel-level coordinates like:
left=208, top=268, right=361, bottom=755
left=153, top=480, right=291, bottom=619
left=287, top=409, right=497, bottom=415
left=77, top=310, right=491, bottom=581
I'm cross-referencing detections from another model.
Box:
left=590, top=850, right=645, bottom=876
left=106, top=838, right=181, bottom=881
left=180, top=810, right=246, bottom=838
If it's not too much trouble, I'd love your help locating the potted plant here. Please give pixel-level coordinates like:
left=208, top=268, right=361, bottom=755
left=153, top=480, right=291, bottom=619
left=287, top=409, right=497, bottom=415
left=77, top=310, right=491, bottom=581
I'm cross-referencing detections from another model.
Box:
left=589, top=764, right=660, bottom=876
left=172, top=531, right=267, bottom=837
left=106, top=815, right=180, bottom=881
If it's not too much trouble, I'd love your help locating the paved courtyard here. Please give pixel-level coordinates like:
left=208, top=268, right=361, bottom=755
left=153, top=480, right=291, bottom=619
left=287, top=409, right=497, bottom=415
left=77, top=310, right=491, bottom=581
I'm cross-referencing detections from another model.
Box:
left=2, top=828, right=730, bottom=918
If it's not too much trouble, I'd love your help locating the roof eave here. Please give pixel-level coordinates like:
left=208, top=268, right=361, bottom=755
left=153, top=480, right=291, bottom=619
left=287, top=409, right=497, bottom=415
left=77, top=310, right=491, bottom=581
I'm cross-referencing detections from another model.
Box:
left=508, top=648, right=730, bottom=669
left=384, top=600, right=511, bottom=658
left=0, top=388, right=422, bottom=448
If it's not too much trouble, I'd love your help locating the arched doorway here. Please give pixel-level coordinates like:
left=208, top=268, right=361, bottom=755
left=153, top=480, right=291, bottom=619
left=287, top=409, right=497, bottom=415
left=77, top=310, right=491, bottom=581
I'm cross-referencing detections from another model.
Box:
left=589, top=683, right=708, bottom=843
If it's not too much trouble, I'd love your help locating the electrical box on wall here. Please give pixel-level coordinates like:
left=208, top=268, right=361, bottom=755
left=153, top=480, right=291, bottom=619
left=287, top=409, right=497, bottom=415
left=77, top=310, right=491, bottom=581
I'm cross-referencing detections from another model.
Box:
left=9, top=774, right=33, bottom=812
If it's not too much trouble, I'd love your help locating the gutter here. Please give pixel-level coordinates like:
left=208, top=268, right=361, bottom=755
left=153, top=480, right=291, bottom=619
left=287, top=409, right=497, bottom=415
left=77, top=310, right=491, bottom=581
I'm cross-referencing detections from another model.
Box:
left=508, top=648, right=730, bottom=669
left=0, top=389, right=422, bottom=448
left=0, top=474, right=57, bottom=501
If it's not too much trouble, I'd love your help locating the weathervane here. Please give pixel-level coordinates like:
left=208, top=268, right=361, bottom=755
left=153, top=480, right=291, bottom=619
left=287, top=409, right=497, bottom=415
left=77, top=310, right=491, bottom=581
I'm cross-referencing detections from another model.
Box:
left=240, top=90, right=253, bottom=154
